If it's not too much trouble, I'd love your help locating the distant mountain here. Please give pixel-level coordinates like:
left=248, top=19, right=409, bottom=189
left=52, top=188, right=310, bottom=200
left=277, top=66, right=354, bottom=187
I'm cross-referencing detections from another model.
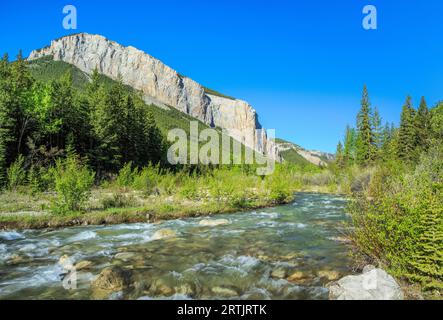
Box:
left=28, top=33, right=280, bottom=160
left=275, top=138, right=334, bottom=167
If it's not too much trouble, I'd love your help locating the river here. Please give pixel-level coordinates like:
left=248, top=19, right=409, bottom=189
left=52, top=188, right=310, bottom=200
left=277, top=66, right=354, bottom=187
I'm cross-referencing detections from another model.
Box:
left=0, top=193, right=351, bottom=300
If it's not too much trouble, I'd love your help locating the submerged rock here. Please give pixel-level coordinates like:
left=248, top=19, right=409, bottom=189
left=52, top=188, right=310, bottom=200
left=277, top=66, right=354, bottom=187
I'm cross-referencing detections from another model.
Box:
left=271, top=267, right=288, bottom=279
left=199, top=219, right=230, bottom=227
left=75, top=260, right=92, bottom=271
left=327, top=266, right=404, bottom=300
left=152, top=229, right=177, bottom=240
left=317, top=270, right=340, bottom=281
left=286, top=271, right=314, bottom=285
left=58, top=255, right=74, bottom=269
left=91, top=267, right=132, bottom=292
left=211, top=286, right=238, bottom=297
left=114, top=252, right=136, bottom=261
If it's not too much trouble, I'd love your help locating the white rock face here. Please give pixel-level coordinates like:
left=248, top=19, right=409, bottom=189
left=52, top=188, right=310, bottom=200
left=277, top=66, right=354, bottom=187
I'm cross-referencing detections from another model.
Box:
left=327, top=267, right=404, bottom=300
left=28, top=33, right=279, bottom=160
left=276, top=140, right=334, bottom=166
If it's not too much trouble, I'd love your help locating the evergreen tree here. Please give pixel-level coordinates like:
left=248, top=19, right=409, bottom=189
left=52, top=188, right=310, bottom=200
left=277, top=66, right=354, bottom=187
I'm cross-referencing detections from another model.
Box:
left=343, top=125, right=357, bottom=166
left=415, top=96, right=431, bottom=152
left=371, top=106, right=383, bottom=159
left=356, top=85, right=375, bottom=165
left=335, top=141, right=344, bottom=168
left=397, top=96, right=417, bottom=161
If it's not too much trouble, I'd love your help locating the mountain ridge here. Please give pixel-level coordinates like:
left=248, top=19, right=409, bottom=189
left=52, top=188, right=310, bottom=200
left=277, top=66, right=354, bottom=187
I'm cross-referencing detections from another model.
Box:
left=28, top=33, right=280, bottom=161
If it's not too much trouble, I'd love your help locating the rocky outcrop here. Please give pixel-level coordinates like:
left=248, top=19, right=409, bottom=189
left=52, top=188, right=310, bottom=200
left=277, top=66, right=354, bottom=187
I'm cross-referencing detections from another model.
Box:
left=28, top=33, right=279, bottom=160
left=276, top=139, right=334, bottom=166
left=327, top=266, right=404, bottom=300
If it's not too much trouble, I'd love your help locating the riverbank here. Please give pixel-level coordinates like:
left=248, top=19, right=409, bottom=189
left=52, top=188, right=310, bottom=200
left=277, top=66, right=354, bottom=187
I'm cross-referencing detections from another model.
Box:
left=0, top=189, right=299, bottom=231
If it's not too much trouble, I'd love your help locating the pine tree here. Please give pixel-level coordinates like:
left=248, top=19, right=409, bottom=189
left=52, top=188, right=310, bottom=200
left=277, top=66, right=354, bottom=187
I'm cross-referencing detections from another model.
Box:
left=343, top=125, right=357, bottom=166
left=415, top=96, right=431, bottom=152
left=335, top=141, right=344, bottom=168
left=356, top=85, right=375, bottom=165
left=371, top=106, right=383, bottom=159
left=397, top=96, right=417, bottom=161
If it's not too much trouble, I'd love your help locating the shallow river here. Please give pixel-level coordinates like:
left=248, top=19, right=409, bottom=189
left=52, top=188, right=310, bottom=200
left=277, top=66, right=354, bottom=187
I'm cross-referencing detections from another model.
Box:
left=0, top=193, right=351, bottom=300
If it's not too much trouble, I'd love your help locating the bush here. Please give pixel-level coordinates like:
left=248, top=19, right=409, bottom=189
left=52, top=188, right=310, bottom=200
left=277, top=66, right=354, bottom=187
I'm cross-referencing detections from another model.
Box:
left=101, top=193, right=136, bottom=209
left=51, top=156, right=95, bottom=214
left=116, top=162, right=136, bottom=188
left=349, top=146, right=443, bottom=291
left=7, top=155, right=26, bottom=191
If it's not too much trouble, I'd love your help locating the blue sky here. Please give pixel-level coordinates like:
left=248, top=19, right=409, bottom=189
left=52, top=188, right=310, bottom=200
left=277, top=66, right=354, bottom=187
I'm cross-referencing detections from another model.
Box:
left=1, top=0, right=442, bottom=152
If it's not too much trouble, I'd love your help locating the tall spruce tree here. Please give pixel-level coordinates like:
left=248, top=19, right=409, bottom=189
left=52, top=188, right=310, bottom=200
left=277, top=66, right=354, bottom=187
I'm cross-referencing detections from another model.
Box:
left=397, top=96, right=417, bottom=161
left=356, top=85, right=375, bottom=165
left=415, top=96, right=431, bottom=152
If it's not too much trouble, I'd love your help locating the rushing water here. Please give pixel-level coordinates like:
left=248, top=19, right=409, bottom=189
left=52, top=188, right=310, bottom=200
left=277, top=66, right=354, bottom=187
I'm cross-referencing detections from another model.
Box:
left=0, top=193, right=351, bottom=300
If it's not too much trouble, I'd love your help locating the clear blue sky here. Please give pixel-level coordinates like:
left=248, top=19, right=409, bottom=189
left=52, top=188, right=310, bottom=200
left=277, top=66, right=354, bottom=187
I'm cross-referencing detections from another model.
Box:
left=1, top=0, right=442, bottom=152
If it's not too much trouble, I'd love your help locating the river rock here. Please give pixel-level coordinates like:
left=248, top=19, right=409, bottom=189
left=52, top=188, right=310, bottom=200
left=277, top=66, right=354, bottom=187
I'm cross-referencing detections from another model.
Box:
left=211, top=286, right=238, bottom=297
left=327, top=267, right=404, bottom=300
left=114, top=252, right=136, bottom=261
left=286, top=271, right=314, bottom=285
left=271, top=267, right=287, bottom=279
left=91, top=267, right=132, bottom=291
left=152, top=229, right=177, bottom=240
left=58, top=254, right=74, bottom=269
left=317, top=270, right=340, bottom=281
left=199, top=219, right=230, bottom=227
left=75, top=260, right=92, bottom=271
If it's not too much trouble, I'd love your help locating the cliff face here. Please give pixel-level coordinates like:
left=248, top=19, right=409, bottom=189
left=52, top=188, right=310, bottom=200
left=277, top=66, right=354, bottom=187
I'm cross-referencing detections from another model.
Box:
left=276, top=140, right=335, bottom=167
left=28, top=33, right=279, bottom=160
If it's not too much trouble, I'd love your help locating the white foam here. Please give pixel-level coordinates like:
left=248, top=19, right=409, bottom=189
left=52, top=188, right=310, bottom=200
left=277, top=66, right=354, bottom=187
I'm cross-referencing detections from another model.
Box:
left=0, top=231, right=25, bottom=241
left=68, top=231, right=97, bottom=242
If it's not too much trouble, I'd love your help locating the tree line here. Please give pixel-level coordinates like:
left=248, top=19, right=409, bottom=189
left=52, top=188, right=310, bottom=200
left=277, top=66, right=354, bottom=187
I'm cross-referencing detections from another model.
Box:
left=0, top=52, right=166, bottom=187
left=335, top=85, right=442, bottom=168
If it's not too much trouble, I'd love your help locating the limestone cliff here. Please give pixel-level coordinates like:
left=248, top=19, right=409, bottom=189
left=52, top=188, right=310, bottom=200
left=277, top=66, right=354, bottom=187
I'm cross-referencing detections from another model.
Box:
left=28, top=33, right=279, bottom=160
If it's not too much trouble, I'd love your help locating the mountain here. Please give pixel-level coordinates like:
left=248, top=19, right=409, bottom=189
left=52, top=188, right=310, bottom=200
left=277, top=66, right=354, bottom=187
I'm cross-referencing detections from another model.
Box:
left=275, top=138, right=334, bottom=167
left=28, top=33, right=279, bottom=161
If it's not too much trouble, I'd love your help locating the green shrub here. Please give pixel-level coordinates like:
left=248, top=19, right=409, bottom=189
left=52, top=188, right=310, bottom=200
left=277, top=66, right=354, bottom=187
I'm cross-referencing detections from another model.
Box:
left=51, top=156, right=95, bottom=214
left=101, top=193, right=136, bottom=209
left=7, top=155, right=26, bottom=191
left=349, top=146, right=443, bottom=291
left=116, top=162, right=136, bottom=188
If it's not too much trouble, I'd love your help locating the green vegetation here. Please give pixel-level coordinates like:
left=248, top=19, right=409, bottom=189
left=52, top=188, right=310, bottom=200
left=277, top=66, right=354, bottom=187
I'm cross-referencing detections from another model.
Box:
left=0, top=53, right=334, bottom=230
left=333, top=86, right=443, bottom=297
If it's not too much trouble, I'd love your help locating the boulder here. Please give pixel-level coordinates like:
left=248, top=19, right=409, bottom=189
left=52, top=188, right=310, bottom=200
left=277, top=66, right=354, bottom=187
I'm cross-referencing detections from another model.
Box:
left=327, top=267, right=404, bottom=300
left=91, top=267, right=131, bottom=291
left=152, top=229, right=177, bottom=240
left=199, top=219, right=230, bottom=227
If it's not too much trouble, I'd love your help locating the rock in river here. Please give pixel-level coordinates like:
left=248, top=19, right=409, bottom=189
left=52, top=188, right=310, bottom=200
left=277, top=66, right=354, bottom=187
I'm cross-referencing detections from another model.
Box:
left=75, top=260, right=92, bottom=271
left=91, top=267, right=132, bottom=291
left=327, top=266, right=404, bottom=300
left=152, top=229, right=177, bottom=240
left=199, top=219, right=230, bottom=227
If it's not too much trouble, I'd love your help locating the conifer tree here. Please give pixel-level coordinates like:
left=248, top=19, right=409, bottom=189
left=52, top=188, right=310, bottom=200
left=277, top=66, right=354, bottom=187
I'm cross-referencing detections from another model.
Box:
left=356, top=85, right=375, bottom=165
left=397, top=96, right=417, bottom=161
left=415, top=96, right=431, bottom=152
left=335, top=141, right=344, bottom=168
